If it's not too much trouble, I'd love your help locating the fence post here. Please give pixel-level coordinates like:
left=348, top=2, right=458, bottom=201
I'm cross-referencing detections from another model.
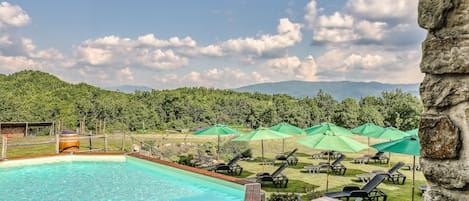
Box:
left=104, top=134, right=108, bottom=152
left=88, top=132, right=93, bottom=151
left=2, top=135, right=7, bottom=159
left=131, top=136, right=134, bottom=152
left=140, top=141, right=144, bottom=154
left=121, top=132, right=125, bottom=151
left=55, top=133, right=60, bottom=153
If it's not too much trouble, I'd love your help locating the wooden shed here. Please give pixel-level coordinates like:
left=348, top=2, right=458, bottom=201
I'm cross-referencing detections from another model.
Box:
left=0, top=122, right=54, bottom=138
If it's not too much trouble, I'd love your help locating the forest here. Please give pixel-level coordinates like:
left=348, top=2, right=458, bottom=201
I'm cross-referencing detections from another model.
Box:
left=0, top=71, right=423, bottom=132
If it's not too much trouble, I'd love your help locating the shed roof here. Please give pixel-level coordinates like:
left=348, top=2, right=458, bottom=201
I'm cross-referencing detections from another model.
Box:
left=0, top=122, right=53, bottom=128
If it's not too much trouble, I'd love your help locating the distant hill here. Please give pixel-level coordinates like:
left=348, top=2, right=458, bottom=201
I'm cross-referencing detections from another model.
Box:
left=233, top=80, right=420, bottom=100
left=105, top=85, right=153, bottom=93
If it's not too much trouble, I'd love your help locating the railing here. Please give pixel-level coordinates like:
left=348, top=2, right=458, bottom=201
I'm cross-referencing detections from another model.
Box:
left=0, top=133, right=127, bottom=160
left=129, top=136, right=159, bottom=158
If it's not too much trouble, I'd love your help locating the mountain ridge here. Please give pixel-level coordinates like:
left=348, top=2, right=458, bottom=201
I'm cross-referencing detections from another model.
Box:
left=233, top=80, right=420, bottom=100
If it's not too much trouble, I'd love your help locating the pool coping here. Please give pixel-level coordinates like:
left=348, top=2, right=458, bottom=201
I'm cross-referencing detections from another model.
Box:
left=128, top=153, right=256, bottom=186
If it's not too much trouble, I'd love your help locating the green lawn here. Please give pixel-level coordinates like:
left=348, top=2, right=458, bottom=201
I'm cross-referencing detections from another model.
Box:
left=2, top=134, right=426, bottom=200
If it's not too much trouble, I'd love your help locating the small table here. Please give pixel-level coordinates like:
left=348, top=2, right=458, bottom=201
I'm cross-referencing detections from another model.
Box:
left=419, top=185, right=428, bottom=194
left=353, top=157, right=369, bottom=164
left=287, top=157, right=298, bottom=166
left=406, top=163, right=421, bottom=171
left=356, top=173, right=376, bottom=183
left=304, top=165, right=321, bottom=174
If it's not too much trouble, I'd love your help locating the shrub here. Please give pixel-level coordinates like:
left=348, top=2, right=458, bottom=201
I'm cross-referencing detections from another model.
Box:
left=241, top=149, right=253, bottom=158
left=177, top=154, right=194, bottom=166
left=267, top=193, right=301, bottom=201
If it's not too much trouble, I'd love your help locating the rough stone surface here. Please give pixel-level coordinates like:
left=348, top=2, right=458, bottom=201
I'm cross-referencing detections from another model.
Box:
left=421, top=158, right=469, bottom=189
left=419, top=114, right=460, bottom=159
left=423, top=189, right=457, bottom=201
left=418, top=0, right=454, bottom=30
left=419, top=0, right=469, bottom=200
left=420, top=36, right=469, bottom=74
left=420, top=74, right=469, bottom=107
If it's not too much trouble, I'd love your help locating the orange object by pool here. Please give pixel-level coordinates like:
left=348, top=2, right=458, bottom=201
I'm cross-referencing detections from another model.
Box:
left=59, top=131, right=80, bottom=152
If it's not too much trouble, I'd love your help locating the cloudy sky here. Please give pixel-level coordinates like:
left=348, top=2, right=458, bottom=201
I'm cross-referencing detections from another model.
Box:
left=0, top=0, right=425, bottom=89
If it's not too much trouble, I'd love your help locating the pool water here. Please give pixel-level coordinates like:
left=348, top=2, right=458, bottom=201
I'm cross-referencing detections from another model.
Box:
left=0, top=157, right=245, bottom=201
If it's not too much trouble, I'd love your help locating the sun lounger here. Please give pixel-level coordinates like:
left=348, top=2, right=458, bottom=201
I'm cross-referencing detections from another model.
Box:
left=208, top=154, right=243, bottom=176
left=304, top=154, right=347, bottom=175
left=356, top=161, right=406, bottom=184
left=312, top=151, right=341, bottom=160
left=353, top=151, right=389, bottom=164
left=325, top=174, right=387, bottom=201
left=275, top=148, right=298, bottom=166
left=254, top=163, right=289, bottom=188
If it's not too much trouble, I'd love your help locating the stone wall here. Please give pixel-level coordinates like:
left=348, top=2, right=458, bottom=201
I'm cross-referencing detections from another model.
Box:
left=418, top=0, right=469, bottom=200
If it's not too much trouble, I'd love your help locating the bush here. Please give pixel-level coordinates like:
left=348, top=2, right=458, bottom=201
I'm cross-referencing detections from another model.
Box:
left=177, top=154, right=194, bottom=166
left=219, top=140, right=250, bottom=160
left=241, top=149, right=253, bottom=158
left=268, top=193, right=301, bottom=201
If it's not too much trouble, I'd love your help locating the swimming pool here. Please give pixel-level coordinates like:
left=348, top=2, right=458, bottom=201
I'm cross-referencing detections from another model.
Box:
left=0, top=155, right=246, bottom=201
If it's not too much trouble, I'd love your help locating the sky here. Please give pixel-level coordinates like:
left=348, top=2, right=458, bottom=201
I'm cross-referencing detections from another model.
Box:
left=0, top=0, right=426, bottom=89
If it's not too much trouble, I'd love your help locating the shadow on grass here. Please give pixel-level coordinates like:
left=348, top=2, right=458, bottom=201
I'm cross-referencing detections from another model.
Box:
left=294, top=152, right=311, bottom=157
left=261, top=179, right=319, bottom=193
left=232, top=170, right=254, bottom=178
left=318, top=179, right=427, bottom=201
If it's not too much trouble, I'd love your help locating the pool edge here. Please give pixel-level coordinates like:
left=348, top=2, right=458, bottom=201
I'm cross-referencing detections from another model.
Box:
left=1, top=152, right=262, bottom=201
left=128, top=153, right=262, bottom=201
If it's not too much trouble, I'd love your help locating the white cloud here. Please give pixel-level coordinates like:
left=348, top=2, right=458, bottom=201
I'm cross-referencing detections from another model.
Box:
left=218, top=18, right=302, bottom=56
left=313, top=28, right=358, bottom=43
left=355, top=20, right=387, bottom=40
left=118, top=67, right=134, bottom=81
left=141, top=49, right=188, bottom=69
left=155, top=68, right=271, bottom=89
left=296, top=55, right=317, bottom=81
left=31, top=48, right=64, bottom=60
left=261, top=55, right=318, bottom=81
left=263, top=56, right=302, bottom=75
left=76, top=35, right=189, bottom=69
left=304, top=0, right=317, bottom=29
left=344, top=54, right=384, bottom=68
left=316, top=46, right=423, bottom=83
left=137, top=34, right=197, bottom=48
left=0, top=2, right=30, bottom=28
left=318, top=12, right=354, bottom=28
left=0, top=55, right=38, bottom=71
left=77, top=46, right=113, bottom=65
left=346, top=0, right=416, bottom=21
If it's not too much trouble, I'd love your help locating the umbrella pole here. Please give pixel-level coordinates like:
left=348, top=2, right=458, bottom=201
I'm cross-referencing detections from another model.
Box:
left=367, top=137, right=370, bottom=155
left=326, top=150, right=331, bottom=192
left=217, top=135, right=221, bottom=160
left=388, top=139, right=391, bottom=168
left=261, top=140, right=265, bottom=172
left=282, top=139, right=285, bottom=153
left=412, top=155, right=416, bottom=201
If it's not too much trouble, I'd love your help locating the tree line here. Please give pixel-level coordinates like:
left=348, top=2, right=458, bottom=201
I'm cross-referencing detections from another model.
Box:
left=0, top=71, right=423, bottom=132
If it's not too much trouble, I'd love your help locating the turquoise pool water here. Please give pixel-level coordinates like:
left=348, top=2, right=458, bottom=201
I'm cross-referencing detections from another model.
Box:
left=0, top=157, right=245, bottom=201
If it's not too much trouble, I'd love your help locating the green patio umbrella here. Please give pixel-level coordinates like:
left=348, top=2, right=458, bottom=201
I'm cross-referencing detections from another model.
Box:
left=405, top=128, right=418, bottom=136
left=366, top=127, right=410, bottom=140
left=296, top=131, right=368, bottom=191
left=233, top=127, right=292, bottom=170
left=194, top=124, right=244, bottom=159
left=366, top=127, right=411, bottom=167
left=305, top=123, right=352, bottom=136
left=372, top=135, right=420, bottom=201
left=269, top=122, right=305, bottom=152
left=351, top=123, right=385, bottom=154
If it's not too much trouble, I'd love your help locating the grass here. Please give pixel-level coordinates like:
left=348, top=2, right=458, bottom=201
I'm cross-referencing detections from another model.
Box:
left=2, top=134, right=427, bottom=200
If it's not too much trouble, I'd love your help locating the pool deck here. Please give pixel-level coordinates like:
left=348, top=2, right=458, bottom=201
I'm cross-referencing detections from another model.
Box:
left=128, top=153, right=255, bottom=186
